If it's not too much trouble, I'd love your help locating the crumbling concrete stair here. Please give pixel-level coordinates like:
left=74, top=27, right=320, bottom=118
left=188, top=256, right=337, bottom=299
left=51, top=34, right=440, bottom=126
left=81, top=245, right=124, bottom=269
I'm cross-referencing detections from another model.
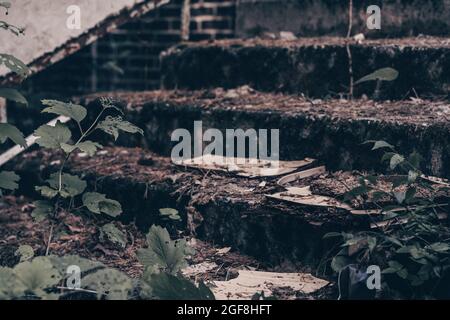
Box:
left=160, top=37, right=450, bottom=100
left=236, top=0, right=450, bottom=39
left=12, top=147, right=371, bottom=267
left=79, top=91, right=450, bottom=179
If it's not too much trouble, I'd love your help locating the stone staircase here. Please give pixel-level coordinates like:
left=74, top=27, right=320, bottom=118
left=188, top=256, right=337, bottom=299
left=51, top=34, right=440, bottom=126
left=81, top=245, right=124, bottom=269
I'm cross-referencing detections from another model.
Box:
left=7, top=1, right=450, bottom=272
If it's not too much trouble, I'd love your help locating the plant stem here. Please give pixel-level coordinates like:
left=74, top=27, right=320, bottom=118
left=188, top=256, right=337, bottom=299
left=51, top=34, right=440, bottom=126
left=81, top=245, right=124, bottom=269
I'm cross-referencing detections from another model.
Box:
left=57, top=108, right=106, bottom=192
left=346, top=0, right=354, bottom=99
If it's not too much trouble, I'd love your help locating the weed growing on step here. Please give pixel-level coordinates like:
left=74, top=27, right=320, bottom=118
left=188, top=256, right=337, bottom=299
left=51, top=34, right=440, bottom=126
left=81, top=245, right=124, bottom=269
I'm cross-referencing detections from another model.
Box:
left=325, top=141, right=450, bottom=299
left=355, top=67, right=399, bottom=99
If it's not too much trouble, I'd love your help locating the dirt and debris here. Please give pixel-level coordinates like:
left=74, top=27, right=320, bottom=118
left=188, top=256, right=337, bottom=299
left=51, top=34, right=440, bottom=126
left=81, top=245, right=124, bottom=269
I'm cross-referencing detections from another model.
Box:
left=0, top=195, right=333, bottom=300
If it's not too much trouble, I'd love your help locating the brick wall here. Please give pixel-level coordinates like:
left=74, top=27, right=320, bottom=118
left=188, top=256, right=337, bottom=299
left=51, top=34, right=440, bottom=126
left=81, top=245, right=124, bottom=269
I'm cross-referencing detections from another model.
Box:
left=22, top=0, right=236, bottom=100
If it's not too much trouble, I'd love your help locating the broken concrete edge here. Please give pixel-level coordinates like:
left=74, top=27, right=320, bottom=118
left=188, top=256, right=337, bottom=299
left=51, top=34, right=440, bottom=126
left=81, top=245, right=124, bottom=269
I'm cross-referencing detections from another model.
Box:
left=9, top=146, right=372, bottom=266
left=159, top=37, right=450, bottom=99
left=75, top=91, right=450, bottom=178
left=0, top=0, right=170, bottom=86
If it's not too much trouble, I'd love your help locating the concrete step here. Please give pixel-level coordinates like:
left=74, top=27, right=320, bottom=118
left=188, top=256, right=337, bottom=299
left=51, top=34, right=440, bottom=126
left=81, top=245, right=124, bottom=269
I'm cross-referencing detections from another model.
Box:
left=160, top=37, right=450, bottom=100
left=12, top=146, right=374, bottom=266
left=236, top=0, right=450, bottom=39
left=78, top=90, right=450, bottom=178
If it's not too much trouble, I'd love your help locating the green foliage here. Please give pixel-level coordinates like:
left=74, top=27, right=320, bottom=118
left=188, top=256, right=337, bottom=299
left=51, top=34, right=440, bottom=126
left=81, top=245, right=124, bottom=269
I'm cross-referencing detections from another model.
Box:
left=326, top=141, right=450, bottom=299
left=35, top=121, right=71, bottom=149
left=36, top=173, right=86, bottom=199
left=61, top=141, right=102, bottom=157
left=31, top=98, right=141, bottom=221
left=0, top=2, right=27, bottom=199
left=0, top=170, right=19, bottom=195
left=83, top=268, right=133, bottom=300
left=0, top=267, right=22, bottom=299
left=82, top=192, right=122, bottom=217
left=137, top=225, right=188, bottom=274
left=0, top=123, right=26, bottom=147
left=97, top=116, right=143, bottom=141
left=100, top=223, right=127, bottom=248
left=149, top=273, right=215, bottom=300
left=0, top=225, right=214, bottom=300
left=31, top=201, right=53, bottom=222
left=0, top=88, right=27, bottom=105
left=0, top=54, right=29, bottom=77
left=355, top=67, right=399, bottom=85
left=13, top=258, right=61, bottom=300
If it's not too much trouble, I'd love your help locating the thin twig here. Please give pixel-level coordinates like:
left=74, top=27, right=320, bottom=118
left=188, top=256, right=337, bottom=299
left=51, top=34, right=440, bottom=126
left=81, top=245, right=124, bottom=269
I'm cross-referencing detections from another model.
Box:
left=45, top=223, right=54, bottom=256
left=346, top=0, right=354, bottom=99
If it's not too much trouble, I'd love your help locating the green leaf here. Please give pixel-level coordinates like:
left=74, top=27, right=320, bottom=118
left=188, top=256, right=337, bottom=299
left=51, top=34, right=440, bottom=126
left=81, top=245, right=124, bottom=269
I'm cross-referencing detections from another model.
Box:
left=393, top=191, right=406, bottom=204
left=41, top=100, right=87, bottom=123
left=0, top=88, right=27, bottom=105
left=46, top=173, right=86, bottom=198
left=15, top=245, right=34, bottom=262
left=61, top=141, right=102, bottom=156
left=323, top=232, right=342, bottom=239
left=387, top=260, right=404, bottom=271
left=0, top=171, right=19, bottom=192
left=390, top=154, right=405, bottom=170
left=47, top=255, right=104, bottom=276
left=31, top=200, right=53, bottom=222
left=371, top=141, right=394, bottom=151
left=408, top=170, right=419, bottom=183
left=331, top=255, right=350, bottom=273
left=137, top=225, right=188, bottom=274
left=367, top=237, right=377, bottom=252
left=408, top=151, right=423, bottom=169
left=159, top=208, right=181, bottom=221
left=149, top=273, right=215, bottom=300
left=0, top=2, right=11, bottom=10
left=0, top=123, right=26, bottom=148
left=34, top=121, right=71, bottom=149
left=13, top=257, right=61, bottom=299
left=0, top=54, right=29, bottom=78
left=83, top=268, right=132, bottom=300
left=35, top=186, right=59, bottom=199
left=100, top=223, right=127, bottom=248
left=82, top=192, right=122, bottom=217
left=355, top=67, right=399, bottom=85
left=96, top=116, right=143, bottom=141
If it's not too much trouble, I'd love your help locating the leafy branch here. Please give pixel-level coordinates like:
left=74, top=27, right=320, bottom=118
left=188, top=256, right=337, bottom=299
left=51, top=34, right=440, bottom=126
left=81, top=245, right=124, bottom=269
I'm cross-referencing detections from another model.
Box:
left=31, top=98, right=143, bottom=252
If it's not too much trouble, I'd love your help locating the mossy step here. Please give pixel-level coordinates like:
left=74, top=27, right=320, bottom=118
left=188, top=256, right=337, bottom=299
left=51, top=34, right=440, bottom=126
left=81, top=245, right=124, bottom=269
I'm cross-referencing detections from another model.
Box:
left=236, top=0, right=450, bottom=39
left=78, top=90, right=450, bottom=178
left=12, top=147, right=372, bottom=266
left=160, top=37, right=450, bottom=100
